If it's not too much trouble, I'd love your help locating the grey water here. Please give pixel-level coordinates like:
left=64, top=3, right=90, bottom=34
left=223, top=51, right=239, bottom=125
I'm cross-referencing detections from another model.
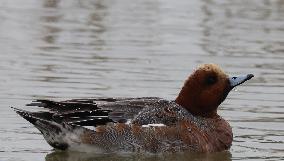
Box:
left=0, top=0, right=283, bottom=161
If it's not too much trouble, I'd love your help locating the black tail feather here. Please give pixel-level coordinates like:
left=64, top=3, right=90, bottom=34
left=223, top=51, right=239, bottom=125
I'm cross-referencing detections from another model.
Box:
left=12, top=107, right=71, bottom=150
left=12, top=107, right=41, bottom=125
left=11, top=107, right=56, bottom=123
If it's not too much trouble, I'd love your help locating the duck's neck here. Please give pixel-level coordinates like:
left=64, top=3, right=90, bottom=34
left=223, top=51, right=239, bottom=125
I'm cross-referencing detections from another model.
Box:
left=175, top=92, right=218, bottom=118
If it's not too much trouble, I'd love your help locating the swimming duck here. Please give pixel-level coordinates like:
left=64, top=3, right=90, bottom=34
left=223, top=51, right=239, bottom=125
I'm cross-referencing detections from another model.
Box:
left=13, top=64, right=253, bottom=153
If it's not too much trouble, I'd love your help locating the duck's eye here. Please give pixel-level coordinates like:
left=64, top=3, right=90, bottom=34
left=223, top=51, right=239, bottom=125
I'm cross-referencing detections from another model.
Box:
left=205, top=76, right=217, bottom=85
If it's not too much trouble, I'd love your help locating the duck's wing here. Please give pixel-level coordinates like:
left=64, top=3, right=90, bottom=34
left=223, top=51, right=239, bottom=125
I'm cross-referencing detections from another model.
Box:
left=17, top=97, right=172, bottom=127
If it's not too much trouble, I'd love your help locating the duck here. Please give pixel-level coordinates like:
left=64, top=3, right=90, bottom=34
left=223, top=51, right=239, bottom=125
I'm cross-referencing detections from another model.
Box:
left=12, top=64, right=254, bottom=153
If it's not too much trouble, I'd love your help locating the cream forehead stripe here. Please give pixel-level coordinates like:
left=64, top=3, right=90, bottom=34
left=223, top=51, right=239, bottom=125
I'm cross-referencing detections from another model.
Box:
left=197, top=64, right=228, bottom=77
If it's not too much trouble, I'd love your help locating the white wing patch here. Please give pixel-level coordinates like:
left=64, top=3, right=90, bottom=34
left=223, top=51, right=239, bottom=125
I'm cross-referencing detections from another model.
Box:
left=141, top=123, right=166, bottom=128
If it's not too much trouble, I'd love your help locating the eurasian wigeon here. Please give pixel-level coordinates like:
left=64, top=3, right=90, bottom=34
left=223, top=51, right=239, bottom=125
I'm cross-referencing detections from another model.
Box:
left=13, top=64, right=254, bottom=153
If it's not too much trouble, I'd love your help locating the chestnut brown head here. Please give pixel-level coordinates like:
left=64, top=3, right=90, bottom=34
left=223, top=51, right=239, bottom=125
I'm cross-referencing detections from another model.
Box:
left=175, top=64, right=253, bottom=117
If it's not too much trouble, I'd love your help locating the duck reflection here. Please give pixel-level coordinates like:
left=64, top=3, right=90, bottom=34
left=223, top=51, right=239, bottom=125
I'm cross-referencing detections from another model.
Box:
left=46, top=150, right=232, bottom=161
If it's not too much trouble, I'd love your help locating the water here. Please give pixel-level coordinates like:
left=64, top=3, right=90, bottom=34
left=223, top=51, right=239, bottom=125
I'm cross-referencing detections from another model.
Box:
left=0, top=0, right=283, bottom=160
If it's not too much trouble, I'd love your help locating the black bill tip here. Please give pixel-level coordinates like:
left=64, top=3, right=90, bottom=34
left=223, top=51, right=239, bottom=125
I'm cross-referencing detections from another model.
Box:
left=229, top=74, right=254, bottom=88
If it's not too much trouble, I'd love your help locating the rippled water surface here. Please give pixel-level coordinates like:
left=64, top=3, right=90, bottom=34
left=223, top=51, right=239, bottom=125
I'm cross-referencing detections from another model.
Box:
left=0, top=0, right=283, bottom=160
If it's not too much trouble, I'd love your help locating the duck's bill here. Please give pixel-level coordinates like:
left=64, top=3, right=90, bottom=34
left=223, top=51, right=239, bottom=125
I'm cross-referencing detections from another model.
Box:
left=229, top=74, right=254, bottom=88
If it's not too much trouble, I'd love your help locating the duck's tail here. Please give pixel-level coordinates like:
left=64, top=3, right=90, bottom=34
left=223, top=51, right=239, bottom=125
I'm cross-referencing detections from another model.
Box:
left=11, top=107, right=84, bottom=150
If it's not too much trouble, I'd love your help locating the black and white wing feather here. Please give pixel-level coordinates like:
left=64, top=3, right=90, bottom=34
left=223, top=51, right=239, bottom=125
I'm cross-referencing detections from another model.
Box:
left=14, top=97, right=173, bottom=127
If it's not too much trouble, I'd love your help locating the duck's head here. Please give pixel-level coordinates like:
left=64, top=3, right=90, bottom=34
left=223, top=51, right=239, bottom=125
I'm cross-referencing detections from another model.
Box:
left=175, top=64, right=253, bottom=117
